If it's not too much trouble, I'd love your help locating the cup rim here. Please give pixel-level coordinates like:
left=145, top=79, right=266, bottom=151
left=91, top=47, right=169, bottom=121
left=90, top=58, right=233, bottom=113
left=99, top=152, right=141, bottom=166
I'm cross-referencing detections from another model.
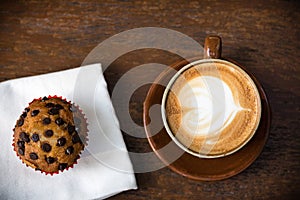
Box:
left=161, top=58, right=262, bottom=158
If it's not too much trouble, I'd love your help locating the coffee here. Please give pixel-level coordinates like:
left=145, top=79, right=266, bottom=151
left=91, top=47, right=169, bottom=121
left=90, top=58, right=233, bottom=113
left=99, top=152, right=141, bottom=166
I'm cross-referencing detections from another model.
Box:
left=162, top=59, right=261, bottom=158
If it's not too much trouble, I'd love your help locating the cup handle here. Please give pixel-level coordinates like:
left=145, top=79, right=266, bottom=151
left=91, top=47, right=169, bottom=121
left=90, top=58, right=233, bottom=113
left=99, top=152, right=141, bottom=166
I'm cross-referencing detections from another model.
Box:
left=204, top=35, right=222, bottom=59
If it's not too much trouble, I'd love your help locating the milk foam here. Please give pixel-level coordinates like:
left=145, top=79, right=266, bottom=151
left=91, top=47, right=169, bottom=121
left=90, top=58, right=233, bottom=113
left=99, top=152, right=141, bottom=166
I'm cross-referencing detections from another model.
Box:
left=177, top=76, right=242, bottom=137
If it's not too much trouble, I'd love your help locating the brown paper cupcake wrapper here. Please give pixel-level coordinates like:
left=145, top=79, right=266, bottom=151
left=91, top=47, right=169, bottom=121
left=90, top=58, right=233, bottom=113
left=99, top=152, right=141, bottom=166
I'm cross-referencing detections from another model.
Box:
left=12, top=95, right=88, bottom=176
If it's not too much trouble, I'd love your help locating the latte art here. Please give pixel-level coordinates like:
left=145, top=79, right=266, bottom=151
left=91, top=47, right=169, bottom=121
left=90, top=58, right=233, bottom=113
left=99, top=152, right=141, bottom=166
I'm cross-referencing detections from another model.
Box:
left=163, top=59, right=261, bottom=157
left=178, top=76, right=243, bottom=137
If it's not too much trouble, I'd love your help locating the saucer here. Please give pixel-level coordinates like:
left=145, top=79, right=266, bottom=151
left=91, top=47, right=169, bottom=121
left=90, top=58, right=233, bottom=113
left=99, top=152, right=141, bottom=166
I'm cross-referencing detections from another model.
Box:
left=143, top=59, right=271, bottom=181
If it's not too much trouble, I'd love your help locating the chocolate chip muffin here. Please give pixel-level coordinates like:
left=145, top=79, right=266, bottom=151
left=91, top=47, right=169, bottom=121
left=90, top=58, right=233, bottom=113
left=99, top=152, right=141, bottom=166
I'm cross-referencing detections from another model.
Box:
left=13, top=96, right=86, bottom=174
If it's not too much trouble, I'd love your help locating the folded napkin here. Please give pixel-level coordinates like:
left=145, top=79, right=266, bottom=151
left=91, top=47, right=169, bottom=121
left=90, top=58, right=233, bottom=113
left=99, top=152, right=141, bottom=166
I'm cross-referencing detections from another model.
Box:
left=0, top=64, right=137, bottom=200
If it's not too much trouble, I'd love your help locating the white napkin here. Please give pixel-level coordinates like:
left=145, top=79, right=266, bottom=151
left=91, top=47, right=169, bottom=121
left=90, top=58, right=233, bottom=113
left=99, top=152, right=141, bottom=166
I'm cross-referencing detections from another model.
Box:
left=0, top=64, right=137, bottom=200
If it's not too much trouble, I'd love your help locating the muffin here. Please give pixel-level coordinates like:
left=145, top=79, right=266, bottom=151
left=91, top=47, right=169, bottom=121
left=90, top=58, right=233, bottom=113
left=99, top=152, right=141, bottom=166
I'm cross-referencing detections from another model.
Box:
left=13, top=96, right=87, bottom=174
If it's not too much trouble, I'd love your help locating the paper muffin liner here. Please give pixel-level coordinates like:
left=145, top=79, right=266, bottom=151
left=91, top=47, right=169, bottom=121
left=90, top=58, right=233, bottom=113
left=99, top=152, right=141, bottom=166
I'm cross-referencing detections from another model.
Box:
left=12, top=95, right=88, bottom=175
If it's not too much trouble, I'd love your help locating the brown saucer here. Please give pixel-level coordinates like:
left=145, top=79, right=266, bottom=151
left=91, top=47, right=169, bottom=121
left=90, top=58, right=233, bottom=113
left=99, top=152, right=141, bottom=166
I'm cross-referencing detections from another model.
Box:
left=143, top=59, right=271, bottom=181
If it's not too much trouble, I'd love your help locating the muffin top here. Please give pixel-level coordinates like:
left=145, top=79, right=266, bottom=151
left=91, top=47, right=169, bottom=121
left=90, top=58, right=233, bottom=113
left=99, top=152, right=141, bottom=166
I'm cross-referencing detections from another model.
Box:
left=13, top=96, right=85, bottom=174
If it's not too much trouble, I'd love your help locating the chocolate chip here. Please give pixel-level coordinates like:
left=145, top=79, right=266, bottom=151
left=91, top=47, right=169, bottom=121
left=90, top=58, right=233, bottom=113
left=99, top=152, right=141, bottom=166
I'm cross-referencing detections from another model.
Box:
left=46, top=156, right=56, bottom=164
left=17, top=140, right=25, bottom=148
left=29, top=152, right=38, bottom=160
left=31, top=110, right=40, bottom=117
left=56, top=137, right=66, bottom=146
left=42, top=118, right=51, bottom=125
left=72, top=133, right=81, bottom=144
left=25, top=107, right=30, bottom=113
left=20, top=132, right=25, bottom=138
left=48, top=108, right=59, bottom=115
left=61, top=99, right=68, bottom=104
left=65, top=146, right=74, bottom=155
left=20, top=132, right=30, bottom=143
left=21, top=112, right=27, bottom=118
left=67, top=124, right=75, bottom=134
left=18, top=148, right=24, bottom=155
left=42, top=96, right=48, bottom=101
left=41, top=143, right=52, bottom=152
left=55, top=118, right=64, bottom=126
left=58, top=163, right=68, bottom=171
left=54, top=104, right=64, bottom=110
left=31, top=133, right=39, bottom=142
left=45, top=103, right=55, bottom=108
left=44, top=130, right=54, bottom=137
left=17, top=118, right=24, bottom=127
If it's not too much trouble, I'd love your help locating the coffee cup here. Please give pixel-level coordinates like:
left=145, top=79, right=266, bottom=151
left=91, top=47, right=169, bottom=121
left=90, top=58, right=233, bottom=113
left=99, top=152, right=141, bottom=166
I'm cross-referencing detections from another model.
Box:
left=161, top=36, right=262, bottom=158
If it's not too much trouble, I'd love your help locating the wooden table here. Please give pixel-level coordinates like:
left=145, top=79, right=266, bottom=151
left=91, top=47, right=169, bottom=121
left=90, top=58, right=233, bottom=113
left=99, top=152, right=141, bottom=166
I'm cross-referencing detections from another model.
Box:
left=1, top=0, right=299, bottom=199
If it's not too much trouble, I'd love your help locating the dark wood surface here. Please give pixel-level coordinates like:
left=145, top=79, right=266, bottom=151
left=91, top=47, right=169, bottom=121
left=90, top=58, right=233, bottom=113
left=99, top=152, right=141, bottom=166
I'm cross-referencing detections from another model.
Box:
left=1, top=0, right=299, bottom=199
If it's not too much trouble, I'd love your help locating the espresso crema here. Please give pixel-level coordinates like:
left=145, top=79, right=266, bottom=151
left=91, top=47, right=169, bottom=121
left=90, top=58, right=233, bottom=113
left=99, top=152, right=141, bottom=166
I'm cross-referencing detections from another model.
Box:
left=164, top=59, right=261, bottom=157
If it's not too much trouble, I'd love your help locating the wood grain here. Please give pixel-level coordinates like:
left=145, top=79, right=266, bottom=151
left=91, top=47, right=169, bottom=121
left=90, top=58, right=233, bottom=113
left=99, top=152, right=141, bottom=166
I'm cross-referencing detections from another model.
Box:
left=0, top=0, right=299, bottom=199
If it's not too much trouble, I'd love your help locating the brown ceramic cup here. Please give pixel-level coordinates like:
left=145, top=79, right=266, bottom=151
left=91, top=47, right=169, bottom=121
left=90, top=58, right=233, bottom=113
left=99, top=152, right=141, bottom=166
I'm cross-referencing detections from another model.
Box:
left=161, top=36, right=262, bottom=158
